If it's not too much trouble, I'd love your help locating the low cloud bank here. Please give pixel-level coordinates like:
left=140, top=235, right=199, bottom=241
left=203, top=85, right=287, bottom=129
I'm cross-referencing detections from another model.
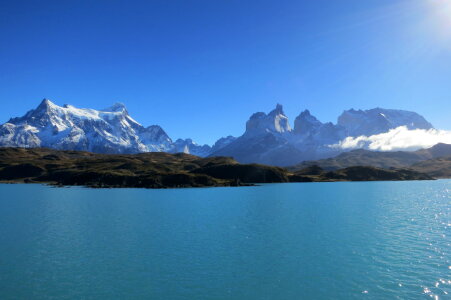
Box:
left=330, top=126, right=451, bottom=151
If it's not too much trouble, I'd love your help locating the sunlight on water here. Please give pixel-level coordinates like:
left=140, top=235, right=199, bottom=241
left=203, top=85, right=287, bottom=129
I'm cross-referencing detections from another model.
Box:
left=0, top=180, right=449, bottom=299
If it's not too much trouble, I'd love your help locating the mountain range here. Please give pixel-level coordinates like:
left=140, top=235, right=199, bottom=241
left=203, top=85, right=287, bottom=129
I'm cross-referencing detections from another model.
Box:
left=0, top=99, right=226, bottom=156
left=210, top=104, right=432, bottom=165
left=0, top=99, right=435, bottom=166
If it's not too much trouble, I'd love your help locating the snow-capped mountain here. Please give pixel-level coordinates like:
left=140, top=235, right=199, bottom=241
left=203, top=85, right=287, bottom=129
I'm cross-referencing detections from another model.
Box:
left=245, top=104, right=292, bottom=136
left=0, top=99, right=436, bottom=166
left=0, top=99, right=214, bottom=155
left=337, top=108, right=433, bottom=137
left=171, top=136, right=238, bottom=157
left=171, top=138, right=212, bottom=157
left=293, top=110, right=323, bottom=136
left=210, top=135, right=236, bottom=153
left=210, top=105, right=435, bottom=166
left=210, top=104, right=307, bottom=166
left=293, top=110, right=347, bottom=144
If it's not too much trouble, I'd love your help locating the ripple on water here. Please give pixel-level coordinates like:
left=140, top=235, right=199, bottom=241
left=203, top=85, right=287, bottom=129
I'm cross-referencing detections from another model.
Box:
left=0, top=180, right=449, bottom=299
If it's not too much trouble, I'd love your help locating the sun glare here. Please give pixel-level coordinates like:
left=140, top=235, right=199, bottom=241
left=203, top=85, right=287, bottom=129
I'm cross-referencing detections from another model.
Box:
left=428, top=0, right=451, bottom=37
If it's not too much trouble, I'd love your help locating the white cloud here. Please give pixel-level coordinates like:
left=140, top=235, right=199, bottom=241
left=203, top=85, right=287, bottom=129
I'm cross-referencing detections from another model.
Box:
left=330, top=126, right=451, bottom=151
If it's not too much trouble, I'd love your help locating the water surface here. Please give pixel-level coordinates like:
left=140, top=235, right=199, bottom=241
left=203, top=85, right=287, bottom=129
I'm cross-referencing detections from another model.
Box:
left=0, top=181, right=450, bottom=299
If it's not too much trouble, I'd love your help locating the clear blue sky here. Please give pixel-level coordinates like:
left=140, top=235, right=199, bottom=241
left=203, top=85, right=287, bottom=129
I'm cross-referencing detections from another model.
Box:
left=1, top=0, right=450, bottom=145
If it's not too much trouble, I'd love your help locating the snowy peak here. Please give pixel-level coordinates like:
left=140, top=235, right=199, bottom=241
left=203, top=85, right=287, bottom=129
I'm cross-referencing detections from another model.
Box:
left=37, top=98, right=54, bottom=110
left=139, top=125, right=173, bottom=151
left=291, top=109, right=346, bottom=146
left=31, top=98, right=58, bottom=112
left=337, top=108, right=434, bottom=137
left=245, top=104, right=291, bottom=136
left=0, top=99, right=218, bottom=157
left=211, top=135, right=237, bottom=153
left=0, top=100, right=174, bottom=154
left=0, top=100, right=437, bottom=165
left=104, top=102, right=128, bottom=113
left=170, top=138, right=212, bottom=157
left=24, top=98, right=56, bottom=117
left=211, top=105, right=434, bottom=166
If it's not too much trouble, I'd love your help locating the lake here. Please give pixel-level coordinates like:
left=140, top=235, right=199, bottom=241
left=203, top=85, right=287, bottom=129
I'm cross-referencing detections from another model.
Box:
left=0, top=181, right=449, bottom=299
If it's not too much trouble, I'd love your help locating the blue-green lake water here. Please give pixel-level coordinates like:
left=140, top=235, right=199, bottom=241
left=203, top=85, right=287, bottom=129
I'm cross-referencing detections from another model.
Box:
left=0, top=181, right=450, bottom=299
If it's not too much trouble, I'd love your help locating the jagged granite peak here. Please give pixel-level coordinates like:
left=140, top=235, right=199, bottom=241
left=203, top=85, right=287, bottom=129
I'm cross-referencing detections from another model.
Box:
left=314, top=122, right=347, bottom=144
left=268, top=103, right=285, bottom=116
left=245, top=104, right=291, bottom=136
left=337, top=107, right=434, bottom=137
left=211, top=104, right=434, bottom=166
left=293, top=109, right=323, bottom=135
left=212, top=105, right=329, bottom=166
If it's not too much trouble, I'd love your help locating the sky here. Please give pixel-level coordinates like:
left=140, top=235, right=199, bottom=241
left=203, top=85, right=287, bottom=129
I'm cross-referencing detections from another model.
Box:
left=0, top=0, right=450, bottom=145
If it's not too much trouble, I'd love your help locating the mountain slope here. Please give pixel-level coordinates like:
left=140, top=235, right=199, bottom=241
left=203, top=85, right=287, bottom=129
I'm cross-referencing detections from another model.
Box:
left=0, top=99, right=172, bottom=153
left=410, top=156, right=451, bottom=178
left=337, top=108, right=433, bottom=137
left=171, top=138, right=212, bottom=157
left=210, top=104, right=311, bottom=166
left=0, top=147, right=293, bottom=188
left=292, top=165, right=432, bottom=181
left=290, top=143, right=451, bottom=171
left=0, top=147, right=433, bottom=188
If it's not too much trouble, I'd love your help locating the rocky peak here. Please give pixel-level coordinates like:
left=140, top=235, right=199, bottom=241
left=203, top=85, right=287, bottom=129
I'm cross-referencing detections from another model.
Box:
left=33, top=98, right=59, bottom=115
left=293, top=109, right=323, bottom=135
left=38, top=98, right=53, bottom=108
left=105, top=102, right=127, bottom=113
left=211, top=135, right=236, bottom=153
left=269, top=103, right=285, bottom=116
left=245, top=104, right=291, bottom=136
left=171, top=138, right=212, bottom=157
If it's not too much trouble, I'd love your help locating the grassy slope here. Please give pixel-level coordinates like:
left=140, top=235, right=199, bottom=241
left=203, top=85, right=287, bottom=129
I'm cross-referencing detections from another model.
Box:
left=0, top=148, right=289, bottom=188
left=290, top=143, right=451, bottom=172
left=410, top=156, right=451, bottom=178
left=0, top=147, right=433, bottom=188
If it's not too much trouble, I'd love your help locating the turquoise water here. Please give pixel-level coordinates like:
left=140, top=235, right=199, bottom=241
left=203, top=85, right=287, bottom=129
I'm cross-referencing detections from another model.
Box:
left=0, top=181, right=450, bottom=300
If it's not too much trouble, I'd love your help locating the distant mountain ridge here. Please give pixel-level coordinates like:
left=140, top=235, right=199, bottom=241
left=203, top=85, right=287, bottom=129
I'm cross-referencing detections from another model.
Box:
left=0, top=99, right=436, bottom=165
left=210, top=104, right=434, bottom=166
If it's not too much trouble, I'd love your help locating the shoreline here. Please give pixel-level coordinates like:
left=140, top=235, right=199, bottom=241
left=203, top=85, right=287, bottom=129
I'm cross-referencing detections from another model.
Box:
left=0, top=177, right=437, bottom=190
